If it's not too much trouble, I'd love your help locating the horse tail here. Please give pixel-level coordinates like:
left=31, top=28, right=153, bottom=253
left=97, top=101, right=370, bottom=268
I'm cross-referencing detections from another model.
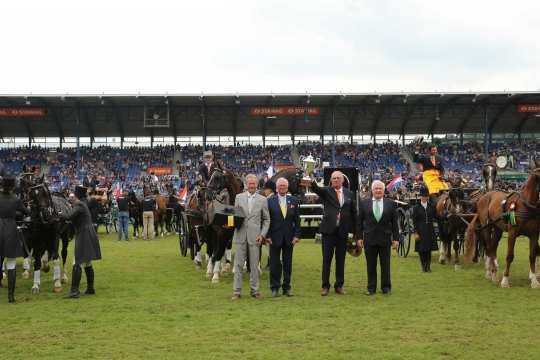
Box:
left=464, top=214, right=478, bottom=264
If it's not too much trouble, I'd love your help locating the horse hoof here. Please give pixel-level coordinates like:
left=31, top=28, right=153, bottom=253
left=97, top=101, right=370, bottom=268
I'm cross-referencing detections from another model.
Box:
left=485, top=272, right=492, bottom=280
left=31, top=286, right=40, bottom=294
left=211, top=277, right=219, bottom=284
left=42, top=265, right=50, bottom=273
left=500, top=277, right=510, bottom=288
left=454, top=264, right=462, bottom=271
left=22, top=271, right=30, bottom=279
left=53, top=286, right=62, bottom=293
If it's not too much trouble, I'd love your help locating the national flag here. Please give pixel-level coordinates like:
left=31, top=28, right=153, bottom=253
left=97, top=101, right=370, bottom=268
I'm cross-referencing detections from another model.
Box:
left=386, top=175, right=403, bottom=192
left=179, top=183, right=188, bottom=202
left=114, top=184, right=122, bottom=199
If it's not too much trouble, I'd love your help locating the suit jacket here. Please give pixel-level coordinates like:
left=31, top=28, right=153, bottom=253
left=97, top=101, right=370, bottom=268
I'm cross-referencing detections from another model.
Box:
left=412, top=201, right=438, bottom=252
left=311, top=181, right=357, bottom=238
left=233, top=191, right=270, bottom=245
left=267, top=194, right=301, bottom=248
left=198, top=162, right=217, bottom=184
left=413, top=152, right=445, bottom=175
left=357, top=197, right=399, bottom=247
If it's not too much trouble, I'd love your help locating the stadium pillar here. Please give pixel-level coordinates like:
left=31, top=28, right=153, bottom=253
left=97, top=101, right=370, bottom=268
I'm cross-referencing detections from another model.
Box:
left=201, top=101, right=207, bottom=150
left=76, top=105, right=81, bottom=181
left=483, top=105, right=489, bottom=157
left=331, top=106, right=336, bottom=167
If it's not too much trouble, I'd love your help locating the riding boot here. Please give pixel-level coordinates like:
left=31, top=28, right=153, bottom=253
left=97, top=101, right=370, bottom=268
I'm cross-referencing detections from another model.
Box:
left=7, top=269, right=16, bottom=303
left=64, top=265, right=81, bottom=299
left=84, top=266, right=95, bottom=295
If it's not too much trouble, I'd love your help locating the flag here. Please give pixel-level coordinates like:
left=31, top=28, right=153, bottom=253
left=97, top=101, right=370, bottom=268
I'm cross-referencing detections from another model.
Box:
left=114, top=184, right=121, bottom=199
left=179, top=183, right=188, bottom=202
left=267, top=161, right=274, bottom=178
left=386, top=175, right=403, bottom=192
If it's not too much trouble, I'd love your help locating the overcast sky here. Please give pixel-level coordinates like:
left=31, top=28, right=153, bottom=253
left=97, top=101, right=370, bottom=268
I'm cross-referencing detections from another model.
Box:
left=1, top=0, right=538, bottom=94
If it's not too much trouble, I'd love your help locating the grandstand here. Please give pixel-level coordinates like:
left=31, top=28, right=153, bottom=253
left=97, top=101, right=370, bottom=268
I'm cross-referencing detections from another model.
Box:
left=1, top=92, right=540, bottom=190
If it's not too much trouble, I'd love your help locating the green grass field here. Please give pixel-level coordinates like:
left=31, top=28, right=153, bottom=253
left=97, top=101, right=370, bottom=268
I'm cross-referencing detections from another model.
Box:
left=2, top=230, right=540, bottom=360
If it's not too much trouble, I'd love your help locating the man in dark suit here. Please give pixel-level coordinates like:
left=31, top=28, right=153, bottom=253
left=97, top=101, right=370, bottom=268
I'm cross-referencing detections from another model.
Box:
left=198, top=150, right=216, bottom=184
left=311, top=171, right=357, bottom=296
left=357, top=180, right=399, bottom=295
left=267, top=178, right=301, bottom=297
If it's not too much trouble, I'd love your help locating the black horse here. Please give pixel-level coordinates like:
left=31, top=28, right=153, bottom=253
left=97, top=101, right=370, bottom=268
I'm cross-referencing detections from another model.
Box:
left=199, top=166, right=241, bottom=283
left=22, top=182, right=73, bottom=293
left=128, top=192, right=143, bottom=238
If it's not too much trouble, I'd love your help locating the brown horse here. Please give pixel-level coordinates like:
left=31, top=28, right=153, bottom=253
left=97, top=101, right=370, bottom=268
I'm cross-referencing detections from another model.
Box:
left=464, top=159, right=540, bottom=288
left=154, top=193, right=169, bottom=237
left=435, top=186, right=467, bottom=270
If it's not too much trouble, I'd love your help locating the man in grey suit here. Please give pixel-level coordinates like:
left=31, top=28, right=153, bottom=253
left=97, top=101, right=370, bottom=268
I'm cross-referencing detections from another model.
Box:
left=232, top=174, right=270, bottom=300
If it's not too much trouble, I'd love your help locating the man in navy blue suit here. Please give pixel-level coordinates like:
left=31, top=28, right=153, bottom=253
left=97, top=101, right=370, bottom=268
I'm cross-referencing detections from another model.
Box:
left=266, top=178, right=301, bottom=297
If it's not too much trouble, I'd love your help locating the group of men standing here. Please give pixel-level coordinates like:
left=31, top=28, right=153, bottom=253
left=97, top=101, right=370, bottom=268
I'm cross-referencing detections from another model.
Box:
left=227, top=142, right=445, bottom=298
left=228, top=169, right=402, bottom=299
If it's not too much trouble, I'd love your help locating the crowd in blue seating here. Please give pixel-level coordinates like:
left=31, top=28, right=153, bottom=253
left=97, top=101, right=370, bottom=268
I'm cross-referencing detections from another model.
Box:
left=0, top=140, right=535, bottom=193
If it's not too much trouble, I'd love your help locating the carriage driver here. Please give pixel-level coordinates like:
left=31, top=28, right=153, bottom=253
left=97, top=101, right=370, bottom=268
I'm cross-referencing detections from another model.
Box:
left=414, top=143, right=448, bottom=199
left=198, top=150, right=216, bottom=185
left=0, top=177, right=30, bottom=303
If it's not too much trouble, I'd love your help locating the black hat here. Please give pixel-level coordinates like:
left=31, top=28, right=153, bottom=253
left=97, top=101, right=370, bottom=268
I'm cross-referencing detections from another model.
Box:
left=263, top=180, right=276, bottom=193
left=2, top=177, right=16, bottom=191
left=75, top=185, right=88, bottom=199
left=419, top=185, right=429, bottom=197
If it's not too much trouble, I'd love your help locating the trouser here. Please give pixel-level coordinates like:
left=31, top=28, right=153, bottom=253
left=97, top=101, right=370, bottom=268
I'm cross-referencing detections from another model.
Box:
left=321, top=230, right=347, bottom=290
left=364, top=244, right=391, bottom=293
left=233, top=241, right=260, bottom=295
left=419, top=251, right=432, bottom=271
left=117, top=211, right=129, bottom=240
left=269, top=243, right=293, bottom=291
left=143, top=211, right=154, bottom=240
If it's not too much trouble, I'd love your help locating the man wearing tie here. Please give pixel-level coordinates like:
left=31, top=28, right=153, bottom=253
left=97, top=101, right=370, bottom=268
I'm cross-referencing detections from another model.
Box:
left=311, top=171, right=357, bottom=296
left=357, top=180, right=399, bottom=295
left=413, top=144, right=445, bottom=175
left=232, top=174, right=270, bottom=300
left=198, top=150, right=216, bottom=185
left=266, top=178, right=301, bottom=297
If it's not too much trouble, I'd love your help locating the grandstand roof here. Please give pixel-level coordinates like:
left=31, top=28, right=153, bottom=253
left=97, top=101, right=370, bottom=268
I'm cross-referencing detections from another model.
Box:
left=1, top=92, right=540, bottom=140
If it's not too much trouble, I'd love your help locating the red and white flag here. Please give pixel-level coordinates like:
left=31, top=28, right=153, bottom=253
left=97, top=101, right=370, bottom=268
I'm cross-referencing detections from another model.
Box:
left=114, top=185, right=122, bottom=199
left=179, top=184, right=188, bottom=202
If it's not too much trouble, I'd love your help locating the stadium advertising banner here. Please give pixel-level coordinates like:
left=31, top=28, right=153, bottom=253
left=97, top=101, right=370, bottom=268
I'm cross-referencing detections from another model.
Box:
left=250, top=107, right=321, bottom=116
left=147, top=167, right=173, bottom=175
left=0, top=107, right=46, bottom=117
left=517, top=104, right=540, bottom=113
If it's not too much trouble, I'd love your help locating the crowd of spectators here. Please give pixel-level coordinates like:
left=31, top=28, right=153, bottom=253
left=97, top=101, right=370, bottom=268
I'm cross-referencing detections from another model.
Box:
left=1, top=140, right=537, bottom=193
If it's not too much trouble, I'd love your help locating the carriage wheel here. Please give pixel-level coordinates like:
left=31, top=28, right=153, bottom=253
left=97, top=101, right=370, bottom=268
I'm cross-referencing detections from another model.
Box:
left=396, top=208, right=411, bottom=257
left=178, top=214, right=189, bottom=257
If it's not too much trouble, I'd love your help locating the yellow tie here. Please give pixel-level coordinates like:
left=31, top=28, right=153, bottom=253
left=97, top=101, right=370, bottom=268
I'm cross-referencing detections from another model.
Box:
left=280, top=197, right=287, bottom=218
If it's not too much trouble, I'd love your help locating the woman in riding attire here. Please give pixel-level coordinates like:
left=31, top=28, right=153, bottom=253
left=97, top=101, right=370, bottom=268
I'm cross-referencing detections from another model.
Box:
left=62, top=186, right=102, bottom=299
left=0, top=177, right=29, bottom=303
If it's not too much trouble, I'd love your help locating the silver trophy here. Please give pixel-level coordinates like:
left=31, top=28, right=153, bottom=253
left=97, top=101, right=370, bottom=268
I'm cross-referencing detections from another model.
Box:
left=299, top=154, right=320, bottom=192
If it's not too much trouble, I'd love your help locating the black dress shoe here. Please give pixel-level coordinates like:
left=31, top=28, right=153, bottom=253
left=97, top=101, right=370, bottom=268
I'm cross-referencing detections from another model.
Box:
left=271, top=289, right=280, bottom=298
left=364, top=291, right=375, bottom=296
left=382, top=288, right=391, bottom=295
left=283, top=290, right=294, bottom=297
